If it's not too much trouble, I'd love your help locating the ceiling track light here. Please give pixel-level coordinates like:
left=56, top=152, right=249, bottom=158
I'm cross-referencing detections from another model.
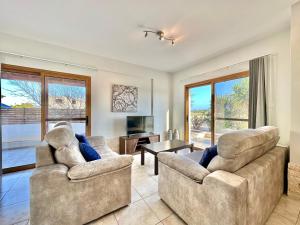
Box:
left=143, top=30, right=175, bottom=46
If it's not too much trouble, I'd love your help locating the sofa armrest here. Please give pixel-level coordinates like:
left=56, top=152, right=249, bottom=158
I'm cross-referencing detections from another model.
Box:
left=67, top=155, right=133, bottom=180
left=86, top=136, right=106, bottom=147
left=36, top=141, right=56, bottom=168
left=30, top=164, right=69, bottom=190
left=202, top=170, right=248, bottom=225
left=158, top=152, right=210, bottom=183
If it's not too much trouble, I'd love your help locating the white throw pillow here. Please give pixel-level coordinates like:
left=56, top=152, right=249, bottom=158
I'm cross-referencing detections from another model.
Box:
left=44, top=126, right=86, bottom=167
left=53, top=121, right=73, bottom=130
left=45, top=125, right=75, bottom=149
left=55, top=139, right=86, bottom=168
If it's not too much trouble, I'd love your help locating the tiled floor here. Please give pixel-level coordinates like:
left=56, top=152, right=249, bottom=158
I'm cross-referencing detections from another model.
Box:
left=1, top=152, right=300, bottom=225
left=2, top=147, right=35, bottom=169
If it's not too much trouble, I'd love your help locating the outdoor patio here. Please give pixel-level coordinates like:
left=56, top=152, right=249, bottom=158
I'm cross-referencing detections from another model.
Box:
left=2, top=147, right=35, bottom=169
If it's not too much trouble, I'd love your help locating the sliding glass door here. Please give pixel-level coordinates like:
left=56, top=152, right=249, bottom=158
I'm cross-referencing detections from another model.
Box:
left=1, top=64, right=91, bottom=172
left=215, top=78, right=249, bottom=142
left=46, top=77, right=88, bottom=135
left=185, top=72, right=249, bottom=149
left=1, top=70, right=41, bottom=170
left=188, top=84, right=212, bottom=149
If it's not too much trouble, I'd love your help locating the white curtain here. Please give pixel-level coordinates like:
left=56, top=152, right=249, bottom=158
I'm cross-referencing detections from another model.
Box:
left=264, top=55, right=277, bottom=127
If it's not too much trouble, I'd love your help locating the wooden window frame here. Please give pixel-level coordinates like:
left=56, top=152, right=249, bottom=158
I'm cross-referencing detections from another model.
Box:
left=184, top=71, right=249, bottom=149
left=1, top=63, right=91, bottom=172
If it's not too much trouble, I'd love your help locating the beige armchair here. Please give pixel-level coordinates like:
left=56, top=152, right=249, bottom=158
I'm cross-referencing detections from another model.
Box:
left=30, top=136, right=133, bottom=225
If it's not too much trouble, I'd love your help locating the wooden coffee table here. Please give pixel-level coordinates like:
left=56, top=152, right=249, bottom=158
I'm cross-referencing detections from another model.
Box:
left=141, top=140, right=193, bottom=175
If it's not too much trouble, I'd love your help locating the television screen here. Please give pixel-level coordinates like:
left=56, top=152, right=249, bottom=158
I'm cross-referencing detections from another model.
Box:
left=127, top=116, right=154, bottom=135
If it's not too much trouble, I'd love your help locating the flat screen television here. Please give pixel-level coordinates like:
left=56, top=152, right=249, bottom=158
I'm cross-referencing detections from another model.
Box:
left=127, top=116, right=154, bottom=136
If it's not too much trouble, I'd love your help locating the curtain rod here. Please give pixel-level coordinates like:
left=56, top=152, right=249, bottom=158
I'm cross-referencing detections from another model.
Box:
left=180, top=53, right=273, bottom=83
left=0, top=50, right=98, bottom=71
left=0, top=50, right=156, bottom=79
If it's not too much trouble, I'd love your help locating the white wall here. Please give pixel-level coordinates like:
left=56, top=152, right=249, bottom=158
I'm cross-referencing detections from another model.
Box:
left=290, top=1, right=300, bottom=164
left=0, top=29, right=292, bottom=149
left=0, top=33, right=172, bottom=150
left=172, top=29, right=291, bottom=146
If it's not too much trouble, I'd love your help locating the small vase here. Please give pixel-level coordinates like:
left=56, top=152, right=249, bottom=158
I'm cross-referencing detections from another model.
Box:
left=167, top=129, right=173, bottom=140
left=173, top=129, right=179, bottom=140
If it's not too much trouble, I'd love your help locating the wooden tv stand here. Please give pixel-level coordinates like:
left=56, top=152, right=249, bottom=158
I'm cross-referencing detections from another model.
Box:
left=119, top=133, right=160, bottom=154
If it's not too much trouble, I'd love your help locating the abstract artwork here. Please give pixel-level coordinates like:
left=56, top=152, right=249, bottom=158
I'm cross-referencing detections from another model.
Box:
left=112, top=84, right=138, bottom=112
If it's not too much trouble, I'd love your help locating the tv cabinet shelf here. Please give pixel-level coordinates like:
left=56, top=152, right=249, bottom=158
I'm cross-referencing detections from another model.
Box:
left=119, top=133, right=160, bottom=154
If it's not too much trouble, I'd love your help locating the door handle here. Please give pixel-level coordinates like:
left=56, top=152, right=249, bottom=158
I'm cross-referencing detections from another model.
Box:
left=86, top=116, right=89, bottom=126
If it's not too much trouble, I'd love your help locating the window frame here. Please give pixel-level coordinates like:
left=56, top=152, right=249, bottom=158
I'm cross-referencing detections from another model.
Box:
left=184, top=71, right=249, bottom=149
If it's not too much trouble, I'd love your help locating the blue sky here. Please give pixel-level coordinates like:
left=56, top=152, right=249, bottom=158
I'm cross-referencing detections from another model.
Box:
left=1, top=79, right=85, bottom=107
left=190, top=79, right=244, bottom=111
left=1, top=79, right=38, bottom=106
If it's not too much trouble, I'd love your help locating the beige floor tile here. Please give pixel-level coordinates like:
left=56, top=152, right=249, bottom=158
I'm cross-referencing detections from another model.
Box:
left=132, top=168, right=151, bottom=180
left=87, top=213, right=118, bottom=225
left=132, top=176, right=158, bottom=198
left=151, top=175, right=158, bottom=183
left=144, top=193, right=173, bottom=221
left=131, top=187, right=142, bottom=203
left=0, top=201, right=29, bottom=225
left=288, top=192, right=300, bottom=201
left=161, top=214, right=186, bottom=225
left=274, top=195, right=300, bottom=224
left=265, top=212, right=295, bottom=225
left=115, top=199, right=160, bottom=225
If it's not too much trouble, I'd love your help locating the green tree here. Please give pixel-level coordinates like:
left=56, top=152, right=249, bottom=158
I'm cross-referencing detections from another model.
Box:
left=191, top=110, right=211, bottom=130
left=216, top=78, right=249, bottom=131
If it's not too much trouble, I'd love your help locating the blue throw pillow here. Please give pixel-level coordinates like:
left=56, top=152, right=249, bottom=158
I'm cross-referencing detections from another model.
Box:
left=79, top=142, right=101, bottom=161
left=199, top=145, right=218, bottom=168
left=75, top=134, right=90, bottom=145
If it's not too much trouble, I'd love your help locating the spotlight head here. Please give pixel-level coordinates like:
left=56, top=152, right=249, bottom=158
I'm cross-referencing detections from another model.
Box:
left=157, top=31, right=164, bottom=41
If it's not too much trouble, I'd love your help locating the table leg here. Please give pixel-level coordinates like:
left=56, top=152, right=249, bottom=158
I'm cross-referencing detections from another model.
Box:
left=190, top=144, right=194, bottom=152
left=154, top=155, right=158, bottom=175
left=141, top=148, right=145, bottom=165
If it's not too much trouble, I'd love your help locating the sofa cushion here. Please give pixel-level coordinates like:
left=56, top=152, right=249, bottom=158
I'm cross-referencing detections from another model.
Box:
left=86, top=136, right=106, bottom=148
left=44, top=125, right=75, bottom=149
left=218, top=126, right=279, bottom=159
left=67, top=155, right=133, bottom=180
left=199, top=145, right=218, bottom=168
left=207, top=126, right=279, bottom=173
left=85, top=136, right=118, bottom=159
left=45, top=126, right=86, bottom=168
left=79, top=142, right=101, bottom=161
left=158, top=152, right=210, bottom=183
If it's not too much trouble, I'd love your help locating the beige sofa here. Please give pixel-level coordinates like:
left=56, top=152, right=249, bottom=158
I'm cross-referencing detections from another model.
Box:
left=30, top=135, right=133, bottom=225
left=158, top=126, right=288, bottom=225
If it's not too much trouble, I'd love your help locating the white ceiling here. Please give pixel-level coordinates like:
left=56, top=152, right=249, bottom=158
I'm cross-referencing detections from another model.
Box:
left=0, top=0, right=293, bottom=72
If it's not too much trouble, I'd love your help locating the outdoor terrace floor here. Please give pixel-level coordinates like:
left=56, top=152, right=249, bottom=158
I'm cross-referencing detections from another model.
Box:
left=2, top=147, right=35, bottom=169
